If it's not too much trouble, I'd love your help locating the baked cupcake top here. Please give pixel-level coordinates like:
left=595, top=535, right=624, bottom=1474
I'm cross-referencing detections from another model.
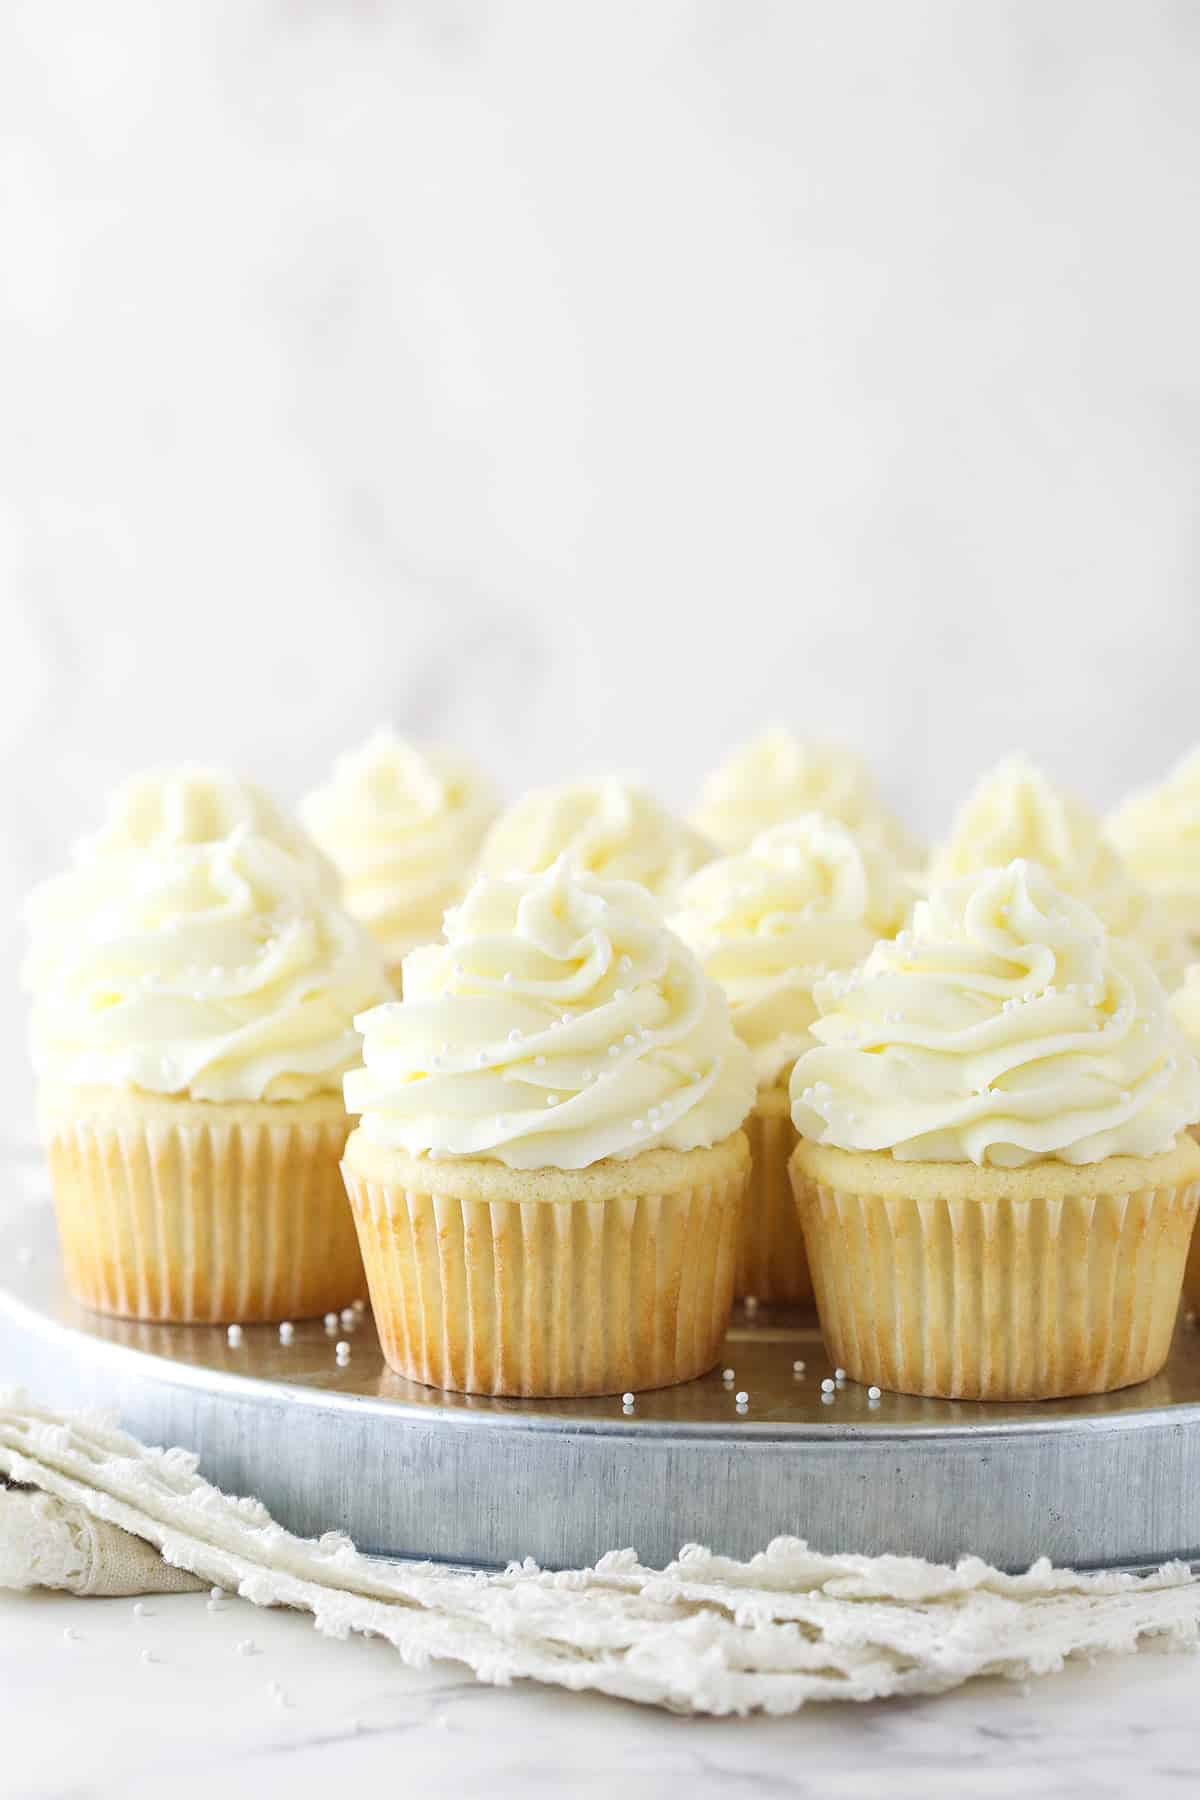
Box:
left=789, top=859, right=1200, bottom=1167
left=81, top=763, right=337, bottom=891
left=930, top=754, right=1188, bottom=984
left=692, top=727, right=920, bottom=864
left=26, top=826, right=389, bottom=1103
left=670, top=815, right=909, bottom=1090
left=301, top=730, right=498, bottom=966
left=478, top=778, right=711, bottom=903
left=1109, top=748, right=1200, bottom=939
left=344, top=858, right=755, bottom=1170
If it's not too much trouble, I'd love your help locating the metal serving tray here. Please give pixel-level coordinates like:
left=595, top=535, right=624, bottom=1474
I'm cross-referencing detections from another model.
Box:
left=4, top=1187, right=1200, bottom=1573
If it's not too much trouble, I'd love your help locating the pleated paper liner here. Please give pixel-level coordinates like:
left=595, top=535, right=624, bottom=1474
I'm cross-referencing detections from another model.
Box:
left=342, top=1131, right=749, bottom=1397
left=790, top=1135, right=1200, bottom=1401
left=40, top=1086, right=363, bottom=1324
left=737, top=1086, right=810, bottom=1304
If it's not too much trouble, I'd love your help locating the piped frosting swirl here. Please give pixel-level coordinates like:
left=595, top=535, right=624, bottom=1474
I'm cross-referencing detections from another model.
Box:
left=345, top=859, right=755, bottom=1170
left=790, top=859, right=1200, bottom=1167
left=478, top=778, right=711, bottom=903
left=671, top=815, right=909, bottom=1088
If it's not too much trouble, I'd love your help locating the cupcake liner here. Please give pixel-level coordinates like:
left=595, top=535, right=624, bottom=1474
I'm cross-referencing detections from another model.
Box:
left=343, top=1151, right=747, bottom=1397
left=791, top=1142, right=1200, bottom=1400
left=737, top=1090, right=810, bottom=1305
left=44, top=1097, right=362, bottom=1324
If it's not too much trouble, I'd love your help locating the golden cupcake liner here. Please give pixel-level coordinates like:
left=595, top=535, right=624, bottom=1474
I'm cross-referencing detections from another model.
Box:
left=791, top=1148, right=1200, bottom=1400
left=45, top=1102, right=362, bottom=1324
left=736, top=1092, right=810, bottom=1305
left=343, top=1161, right=747, bottom=1398
left=1185, top=1126, right=1200, bottom=1313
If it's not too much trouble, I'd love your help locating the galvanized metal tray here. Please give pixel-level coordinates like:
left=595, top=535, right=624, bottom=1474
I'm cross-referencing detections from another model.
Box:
left=4, top=1184, right=1200, bottom=1572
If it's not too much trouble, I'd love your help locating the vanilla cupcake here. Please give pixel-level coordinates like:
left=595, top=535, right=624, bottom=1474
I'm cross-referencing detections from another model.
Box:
left=692, top=728, right=922, bottom=866
left=478, top=778, right=711, bottom=905
left=26, top=810, right=390, bottom=1323
left=302, top=731, right=498, bottom=979
left=932, top=754, right=1190, bottom=986
left=672, top=815, right=908, bottom=1303
left=1110, top=749, right=1200, bottom=953
left=789, top=860, right=1200, bottom=1400
left=341, top=858, right=754, bottom=1396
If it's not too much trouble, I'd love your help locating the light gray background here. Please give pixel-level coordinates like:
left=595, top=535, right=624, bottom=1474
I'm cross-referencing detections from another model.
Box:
left=2, top=1, right=1198, bottom=1122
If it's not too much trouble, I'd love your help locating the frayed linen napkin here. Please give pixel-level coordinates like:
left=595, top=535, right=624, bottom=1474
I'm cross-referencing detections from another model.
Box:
left=2, top=1388, right=1198, bottom=1716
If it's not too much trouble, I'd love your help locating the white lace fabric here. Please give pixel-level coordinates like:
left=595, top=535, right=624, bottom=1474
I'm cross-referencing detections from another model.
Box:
left=2, top=1389, right=1198, bottom=1715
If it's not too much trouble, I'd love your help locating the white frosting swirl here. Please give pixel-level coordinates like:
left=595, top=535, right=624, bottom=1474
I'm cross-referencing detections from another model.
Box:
left=345, top=859, right=755, bottom=1170
left=692, top=728, right=921, bottom=864
left=790, top=860, right=1200, bottom=1167
left=26, top=828, right=390, bottom=1102
left=478, top=778, right=712, bottom=903
left=81, top=764, right=337, bottom=890
left=1170, top=964, right=1200, bottom=1056
left=301, top=731, right=498, bottom=965
left=1109, top=749, right=1200, bottom=942
left=931, top=754, right=1189, bottom=984
left=671, top=816, right=909, bottom=1088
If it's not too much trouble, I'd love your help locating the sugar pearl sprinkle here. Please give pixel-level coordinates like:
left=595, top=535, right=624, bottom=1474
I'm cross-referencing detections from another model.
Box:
left=226, top=1324, right=243, bottom=1348
left=821, top=1377, right=835, bottom=1393
left=324, top=1312, right=338, bottom=1333
left=792, top=1360, right=805, bottom=1374
left=734, top=1390, right=749, bottom=1406
left=621, top=1392, right=635, bottom=1406
left=868, top=1386, right=882, bottom=1400
left=722, top=1368, right=735, bottom=1383
left=278, top=1321, right=294, bottom=1345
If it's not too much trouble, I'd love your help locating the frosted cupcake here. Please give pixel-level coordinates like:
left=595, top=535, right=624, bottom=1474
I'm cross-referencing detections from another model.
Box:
left=342, top=858, right=755, bottom=1396
left=672, top=815, right=908, bottom=1303
left=302, top=730, right=498, bottom=979
left=932, top=754, right=1190, bottom=986
left=26, top=816, right=390, bottom=1323
left=789, top=860, right=1200, bottom=1400
left=1109, top=749, right=1200, bottom=954
left=478, top=778, right=711, bottom=905
left=692, top=728, right=921, bottom=866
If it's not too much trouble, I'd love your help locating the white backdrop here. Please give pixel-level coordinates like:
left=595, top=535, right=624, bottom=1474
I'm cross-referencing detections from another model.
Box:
left=3, top=1, right=1199, bottom=1119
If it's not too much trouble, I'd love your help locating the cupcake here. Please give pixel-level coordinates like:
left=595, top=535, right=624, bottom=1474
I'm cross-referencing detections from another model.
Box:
left=478, top=777, right=711, bottom=906
left=341, top=857, right=755, bottom=1396
left=1109, top=749, right=1200, bottom=954
left=301, top=730, right=498, bottom=980
left=789, top=860, right=1200, bottom=1400
left=26, top=796, right=390, bottom=1323
left=672, top=815, right=908, bottom=1303
left=932, top=753, right=1190, bottom=987
left=692, top=728, right=922, bottom=866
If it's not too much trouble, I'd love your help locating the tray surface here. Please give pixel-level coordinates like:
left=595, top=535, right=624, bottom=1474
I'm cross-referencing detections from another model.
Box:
left=5, top=1174, right=1200, bottom=1571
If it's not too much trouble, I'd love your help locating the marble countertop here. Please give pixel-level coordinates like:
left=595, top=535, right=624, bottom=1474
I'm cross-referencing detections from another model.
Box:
left=4, top=1583, right=1199, bottom=1800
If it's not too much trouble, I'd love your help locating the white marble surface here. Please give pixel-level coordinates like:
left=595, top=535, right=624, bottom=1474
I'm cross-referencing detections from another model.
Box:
left=1, top=1583, right=1199, bottom=1799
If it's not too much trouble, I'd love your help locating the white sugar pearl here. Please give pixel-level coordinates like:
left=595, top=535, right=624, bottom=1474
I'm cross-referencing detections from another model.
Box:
left=834, top=1367, right=846, bottom=1382
left=868, top=1386, right=882, bottom=1400
left=735, top=1390, right=748, bottom=1405
left=335, top=1341, right=350, bottom=1357
left=324, top=1313, right=338, bottom=1330
left=621, top=1392, right=635, bottom=1406
left=722, top=1368, right=735, bottom=1382
left=226, top=1324, right=243, bottom=1347
left=210, top=1587, right=224, bottom=1601
left=821, top=1377, right=835, bottom=1393
left=278, top=1322, right=294, bottom=1344
left=744, top=1295, right=758, bottom=1315
left=352, top=1299, right=365, bottom=1315
left=792, top=1360, right=805, bottom=1373
left=340, top=1308, right=356, bottom=1329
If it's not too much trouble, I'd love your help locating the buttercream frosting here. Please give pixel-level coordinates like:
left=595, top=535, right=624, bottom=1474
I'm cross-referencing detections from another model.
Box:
left=1109, top=749, right=1200, bottom=942
left=81, top=764, right=337, bottom=890
left=478, top=778, right=711, bottom=902
left=692, top=728, right=921, bottom=864
left=301, top=731, right=498, bottom=964
left=930, top=754, right=1189, bottom=984
left=671, top=815, right=909, bottom=1088
left=26, top=828, right=389, bottom=1102
left=790, top=859, right=1200, bottom=1166
left=344, top=858, right=755, bottom=1170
